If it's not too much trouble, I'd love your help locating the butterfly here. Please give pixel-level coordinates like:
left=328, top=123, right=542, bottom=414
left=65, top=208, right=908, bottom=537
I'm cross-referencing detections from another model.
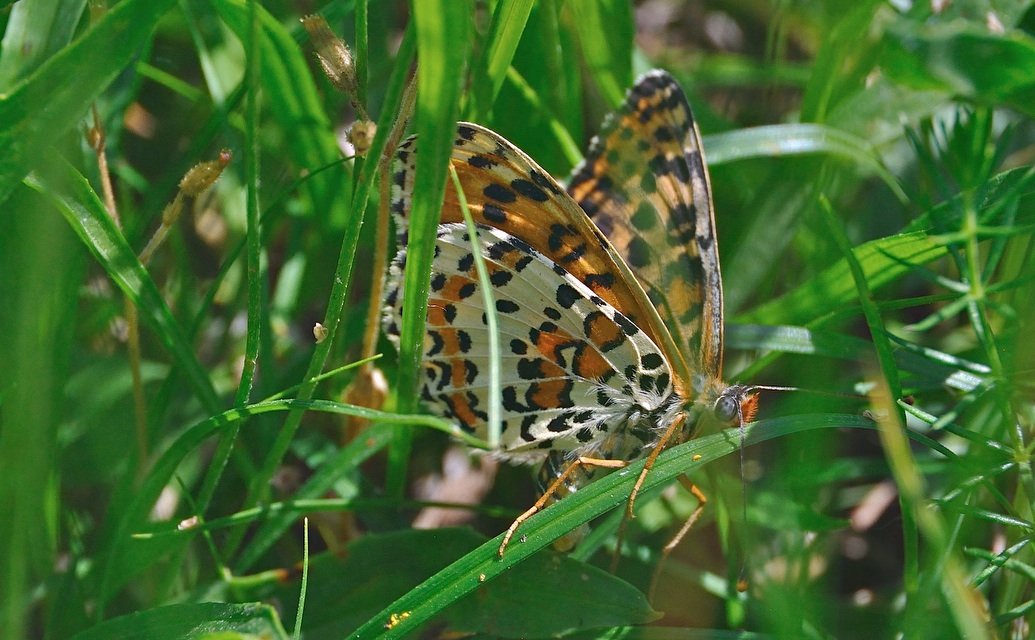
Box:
left=383, top=70, right=756, bottom=555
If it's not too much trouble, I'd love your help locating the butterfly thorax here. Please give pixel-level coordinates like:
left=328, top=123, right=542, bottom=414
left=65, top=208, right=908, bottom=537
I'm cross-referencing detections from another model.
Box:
left=577, top=383, right=685, bottom=463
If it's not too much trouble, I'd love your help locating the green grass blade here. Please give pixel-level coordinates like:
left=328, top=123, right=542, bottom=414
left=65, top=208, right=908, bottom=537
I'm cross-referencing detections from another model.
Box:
left=468, top=0, right=534, bottom=120
left=211, top=0, right=351, bottom=229
left=192, top=0, right=268, bottom=531
left=567, top=0, right=633, bottom=107
left=234, top=423, right=394, bottom=572
left=25, top=157, right=222, bottom=413
left=69, top=603, right=289, bottom=640
left=740, top=233, right=945, bottom=326
left=451, top=167, right=502, bottom=447
left=238, top=24, right=417, bottom=535
left=0, top=0, right=86, bottom=86
left=704, top=123, right=906, bottom=202
left=819, top=198, right=904, bottom=405
left=95, top=398, right=453, bottom=605
left=237, top=0, right=264, bottom=407
left=349, top=414, right=873, bottom=638
left=391, top=0, right=472, bottom=494
left=0, top=187, right=83, bottom=640
left=0, top=0, right=176, bottom=204
left=504, top=67, right=582, bottom=166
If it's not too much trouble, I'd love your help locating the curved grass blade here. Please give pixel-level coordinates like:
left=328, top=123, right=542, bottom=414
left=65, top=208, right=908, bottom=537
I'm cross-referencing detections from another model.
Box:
left=740, top=233, right=945, bottom=326
left=96, top=398, right=456, bottom=604
left=211, top=0, right=350, bottom=228
left=468, top=0, right=534, bottom=121
left=69, top=602, right=288, bottom=640
left=350, top=413, right=873, bottom=638
left=704, top=123, right=906, bottom=202
left=392, top=0, right=472, bottom=494
left=25, top=155, right=221, bottom=413
left=567, top=0, right=633, bottom=107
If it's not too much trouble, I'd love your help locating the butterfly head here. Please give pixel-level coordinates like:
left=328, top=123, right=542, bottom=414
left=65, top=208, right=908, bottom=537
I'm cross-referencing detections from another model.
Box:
left=712, top=384, right=759, bottom=427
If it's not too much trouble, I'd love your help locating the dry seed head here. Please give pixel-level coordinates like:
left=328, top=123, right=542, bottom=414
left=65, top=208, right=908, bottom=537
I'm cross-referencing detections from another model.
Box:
left=313, top=322, right=329, bottom=344
left=348, top=120, right=377, bottom=156
left=180, top=149, right=231, bottom=197
left=302, top=15, right=359, bottom=98
left=85, top=124, right=103, bottom=150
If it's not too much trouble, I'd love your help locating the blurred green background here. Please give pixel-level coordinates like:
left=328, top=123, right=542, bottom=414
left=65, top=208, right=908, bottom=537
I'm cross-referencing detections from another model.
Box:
left=0, top=0, right=1033, bottom=638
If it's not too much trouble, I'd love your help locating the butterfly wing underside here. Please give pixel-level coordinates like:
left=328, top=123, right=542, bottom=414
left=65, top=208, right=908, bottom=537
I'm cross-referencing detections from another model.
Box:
left=384, top=123, right=679, bottom=463
left=568, top=70, right=724, bottom=389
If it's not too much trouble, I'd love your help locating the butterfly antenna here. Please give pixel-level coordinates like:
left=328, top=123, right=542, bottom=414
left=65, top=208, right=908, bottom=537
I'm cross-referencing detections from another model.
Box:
left=747, top=383, right=869, bottom=400
left=731, top=383, right=865, bottom=593
left=736, top=397, right=749, bottom=593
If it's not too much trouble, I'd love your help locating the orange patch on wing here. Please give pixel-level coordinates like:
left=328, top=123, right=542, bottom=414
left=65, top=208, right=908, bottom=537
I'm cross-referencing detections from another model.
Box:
left=450, top=358, right=469, bottom=389
left=573, top=347, right=612, bottom=380
left=438, top=274, right=475, bottom=302
left=584, top=312, right=623, bottom=349
left=493, top=247, right=527, bottom=271
left=437, top=328, right=466, bottom=355
left=448, top=391, right=479, bottom=426
left=528, top=379, right=572, bottom=410
left=427, top=303, right=448, bottom=326
left=538, top=358, right=568, bottom=379
left=532, top=319, right=615, bottom=382
left=532, top=327, right=577, bottom=364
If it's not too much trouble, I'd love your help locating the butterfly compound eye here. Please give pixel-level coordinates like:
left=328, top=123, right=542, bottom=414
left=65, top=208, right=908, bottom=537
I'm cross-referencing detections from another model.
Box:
left=713, top=393, right=740, bottom=424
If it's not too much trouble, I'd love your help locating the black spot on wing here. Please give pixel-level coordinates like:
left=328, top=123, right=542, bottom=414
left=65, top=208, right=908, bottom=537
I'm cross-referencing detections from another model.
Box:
left=614, top=312, right=640, bottom=336
left=510, top=178, right=549, bottom=202
left=530, top=169, right=563, bottom=195
left=556, top=283, right=579, bottom=308
left=482, top=202, right=507, bottom=223
left=496, top=299, right=519, bottom=314
left=583, top=272, right=616, bottom=290
left=468, top=154, right=495, bottom=169
left=640, top=352, right=664, bottom=370
left=627, top=236, right=652, bottom=268
left=484, top=183, right=517, bottom=203
left=490, top=270, right=512, bottom=287
left=648, top=153, right=690, bottom=183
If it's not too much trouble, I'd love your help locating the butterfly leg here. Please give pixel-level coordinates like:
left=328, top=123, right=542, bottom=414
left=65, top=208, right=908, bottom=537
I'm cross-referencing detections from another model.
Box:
left=610, top=412, right=689, bottom=572
left=648, top=476, right=707, bottom=601
left=626, top=412, right=687, bottom=519
left=498, top=456, right=628, bottom=557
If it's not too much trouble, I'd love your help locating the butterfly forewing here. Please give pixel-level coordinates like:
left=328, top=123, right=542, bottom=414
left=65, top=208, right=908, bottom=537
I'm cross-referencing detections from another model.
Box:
left=390, top=124, right=675, bottom=361
left=569, top=71, right=724, bottom=388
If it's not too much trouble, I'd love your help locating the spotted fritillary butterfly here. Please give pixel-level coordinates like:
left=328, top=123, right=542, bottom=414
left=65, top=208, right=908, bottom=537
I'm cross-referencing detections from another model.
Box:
left=384, top=70, right=756, bottom=552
